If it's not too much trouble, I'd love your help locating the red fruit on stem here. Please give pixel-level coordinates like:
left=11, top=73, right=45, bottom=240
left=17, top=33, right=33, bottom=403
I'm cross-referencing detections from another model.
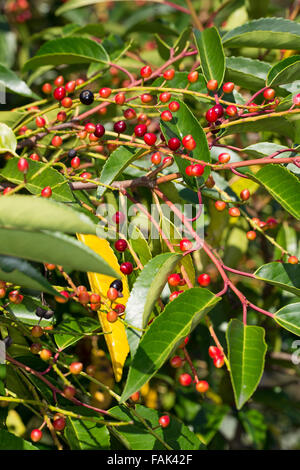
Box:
left=212, top=104, right=224, bottom=118
left=168, top=137, right=181, bottom=151
left=207, top=79, right=218, bottom=91
left=163, top=69, right=175, bottom=80
left=42, top=83, right=52, bottom=94
left=53, top=417, right=66, bottom=431
left=31, top=325, right=43, bottom=338
left=228, top=207, right=240, bottom=217
left=41, top=186, right=52, bottom=198
left=169, top=101, right=180, bottom=112
left=168, top=273, right=181, bottom=286
left=51, top=136, right=62, bottom=147
left=31, top=429, right=42, bottom=442
left=40, top=349, right=52, bottom=361
left=196, top=380, right=209, bottom=393
left=69, top=362, right=83, bottom=375
left=35, top=116, right=46, bottom=127
left=180, top=238, right=193, bottom=252
left=226, top=105, right=237, bottom=117
left=99, top=87, right=111, bottom=98
left=54, top=75, right=64, bottom=86
left=53, top=87, right=66, bottom=101
left=161, top=110, right=173, bottom=122
left=191, top=164, right=204, bottom=177
left=130, top=391, right=140, bottom=402
left=288, top=255, right=298, bottom=264
left=144, top=133, right=157, bottom=146
left=170, top=356, right=183, bottom=368
left=223, top=82, right=234, bottom=93
left=90, top=293, right=101, bottom=304
left=151, top=152, right=161, bottom=165
left=112, top=211, right=125, bottom=224
left=64, top=385, right=76, bottom=399
left=182, top=134, right=196, bottom=151
left=140, top=65, right=152, bottom=78
left=159, top=92, right=171, bottom=103
left=214, top=356, right=224, bottom=368
left=215, top=200, right=226, bottom=211
left=240, top=189, right=250, bottom=200
left=179, top=373, right=192, bottom=386
left=197, top=273, right=211, bottom=287
left=208, top=346, right=222, bottom=358
left=115, top=92, right=125, bottom=105
left=263, top=88, right=275, bottom=101
left=206, top=108, right=218, bottom=123
left=114, top=239, right=128, bottom=252
left=218, top=152, right=230, bottom=164
left=159, top=415, right=170, bottom=428
left=107, top=310, right=118, bottom=323
left=65, top=80, right=76, bottom=93
left=120, top=262, right=133, bottom=275
left=17, top=158, right=29, bottom=173
left=187, top=70, right=198, bottom=83
left=134, top=124, right=147, bottom=137
left=247, top=230, right=256, bottom=241
left=61, top=97, right=72, bottom=108
left=107, top=287, right=118, bottom=301
left=71, top=156, right=80, bottom=169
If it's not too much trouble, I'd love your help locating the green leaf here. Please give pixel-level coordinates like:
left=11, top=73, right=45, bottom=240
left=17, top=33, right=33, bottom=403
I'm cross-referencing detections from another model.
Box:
left=152, top=72, right=208, bottom=99
left=220, top=116, right=295, bottom=139
left=242, top=142, right=294, bottom=159
left=0, top=429, right=38, bottom=450
left=0, top=123, right=16, bottom=154
left=0, top=255, right=58, bottom=295
left=194, top=403, right=230, bottom=445
left=274, top=222, right=298, bottom=260
left=226, top=319, right=267, bottom=410
left=8, top=296, right=53, bottom=327
left=64, top=409, right=110, bottom=450
left=174, top=26, right=192, bottom=54
left=97, top=146, right=143, bottom=198
left=222, top=17, right=300, bottom=49
left=129, top=228, right=152, bottom=266
left=160, top=99, right=210, bottom=186
left=0, top=228, right=119, bottom=277
left=247, top=165, right=300, bottom=220
left=64, top=23, right=105, bottom=38
left=125, top=253, right=182, bottom=357
left=23, top=37, right=109, bottom=71
left=55, top=316, right=100, bottom=350
left=0, top=195, right=96, bottom=234
left=239, top=409, right=267, bottom=449
left=0, top=111, right=25, bottom=127
left=194, top=27, right=225, bottom=85
left=267, top=56, right=300, bottom=87
left=225, top=57, right=271, bottom=91
left=109, top=404, right=203, bottom=450
left=275, top=303, right=300, bottom=336
left=127, top=20, right=177, bottom=36
left=255, top=262, right=300, bottom=296
left=0, top=64, right=38, bottom=99
left=56, top=0, right=122, bottom=15
left=0, top=158, right=75, bottom=203
left=121, top=288, right=220, bottom=402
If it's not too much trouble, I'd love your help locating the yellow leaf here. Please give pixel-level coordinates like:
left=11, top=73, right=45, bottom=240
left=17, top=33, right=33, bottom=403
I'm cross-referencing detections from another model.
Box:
left=76, top=234, right=129, bottom=381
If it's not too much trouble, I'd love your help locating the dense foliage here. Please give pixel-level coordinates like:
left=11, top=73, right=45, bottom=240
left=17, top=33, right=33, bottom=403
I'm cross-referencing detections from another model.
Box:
left=0, top=0, right=300, bottom=451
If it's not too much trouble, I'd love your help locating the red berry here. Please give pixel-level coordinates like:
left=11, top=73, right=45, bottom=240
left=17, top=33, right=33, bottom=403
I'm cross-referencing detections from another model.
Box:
left=240, top=189, right=250, bottom=201
left=247, top=230, right=257, bottom=241
left=90, top=293, right=101, bottom=304
left=218, top=152, right=230, bottom=164
left=293, top=94, right=300, bottom=106
left=114, top=120, right=126, bottom=134
left=140, top=65, right=152, bottom=78
left=8, top=290, right=23, bottom=304
left=115, top=92, right=125, bottom=105
left=123, top=108, right=136, bottom=119
left=212, top=104, right=224, bottom=118
left=61, top=97, right=72, bottom=108
left=222, top=82, right=234, bottom=93
left=159, top=92, right=171, bottom=103
left=263, top=88, right=275, bottom=101
left=120, top=262, right=133, bottom=275
left=178, top=337, right=189, bottom=349
left=197, top=273, right=211, bottom=287
left=229, top=207, right=240, bottom=217
left=17, top=158, right=29, bottom=173
left=55, top=291, right=69, bottom=303
left=64, top=385, right=76, bottom=399
left=161, top=110, right=173, bottom=122
left=112, top=211, right=125, bottom=224
left=215, top=200, right=226, bottom=211
left=248, top=103, right=259, bottom=113
left=31, top=429, right=42, bottom=442
left=80, top=171, right=92, bottom=179
left=57, top=111, right=67, bottom=122
left=42, top=83, right=52, bottom=94
left=71, top=156, right=80, bottom=169
left=159, top=415, right=170, bottom=428
left=107, top=287, right=118, bottom=301
left=288, top=255, right=298, bottom=264
left=169, top=101, right=180, bottom=112
left=134, top=124, right=147, bottom=137
left=188, top=70, right=198, bottom=83
left=114, top=239, right=128, bottom=252
left=35, top=116, right=46, bottom=127
left=51, top=136, right=62, bottom=147
left=168, top=137, right=181, bottom=151
left=180, top=238, right=193, bottom=252
left=40, top=349, right=52, bottom=361
left=182, top=134, right=196, bottom=151
left=207, top=79, right=218, bottom=91
left=94, top=124, right=105, bottom=138
left=85, top=122, right=96, bottom=133
left=144, top=133, right=157, bottom=146
left=196, top=380, right=209, bottom=393
left=140, top=93, right=153, bottom=104
left=151, top=152, right=161, bottom=165
left=53, top=87, right=66, bottom=101
left=54, top=75, right=64, bottom=86
left=41, top=186, right=52, bottom=198
left=65, top=80, right=76, bottom=93
left=191, top=164, right=204, bottom=177
left=206, top=108, right=218, bottom=123
left=185, top=165, right=194, bottom=176
left=114, top=304, right=125, bottom=314
left=213, top=356, right=224, bottom=368
left=208, top=346, right=222, bottom=358
left=78, top=291, right=90, bottom=305
left=163, top=69, right=175, bottom=80
left=179, top=373, right=192, bottom=386
left=226, top=105, right=237, bottom=117
left=170, top=356, right=183, bottom=368
left=107, top=310, right=118, bottom=323
left=31, top=325, right=43, bottom=338
left=53, top=417, right=66, bottom=431
left=169, top=290, right=183, bottom=301
left=29, top=153, right=40, bottom=161
left=99, top=87, right=111, bottom=98
left=266, top=218, right=278, bottom=229
left=168, top=273, right=181, bottom=286
left=130, top=391, right=140, bottom=402
left=69, top=362, right=83, bottom=375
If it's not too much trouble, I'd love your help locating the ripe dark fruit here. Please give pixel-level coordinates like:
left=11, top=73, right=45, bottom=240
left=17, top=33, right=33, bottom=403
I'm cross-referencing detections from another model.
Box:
left=134, top=124, right=147, bottom=137
left=114, top=304, right=125, bottom=314
left=168, top=137, right=181, bottom=151
left=180, top=238, right=193, bottom=252
left=179, top=373, right=192, bottom=386
left=159, top=415, right=170, bottom=428
left=114, top=239, right=128, bottom=252
left=207, top=79, right=218, bottom=91
left=144, top=133, right=157, bottom=146
left=197, top=273, right=211, bottom=287
left=53, top=417, right=66, bottom=431
left=31, top=429, right=42, bottom=442
left=107, top=310, right=118, bottom=323
left=110, top=279, right=123, bottom=292
left=196, top=380, right=209, bottom=393
left=112, top=211, right=125, bottom=224
left=68, top=149, right=77, bottom=159
left=120, top=262, right=133, bottom=275
left=31, top=325, right=43, bottom=338
left=53, top=86, right=66, bottom=101
left=114, top=120, right=126, bottom=134
left=69, top=362, right=83, bottom=375
left=79, top=90, right=94, bottom=105
left=206, top=107, right=218, bottom=123
left=94, top=124, right=105, bottom=138
left=212, top=104, right=224, bottom=118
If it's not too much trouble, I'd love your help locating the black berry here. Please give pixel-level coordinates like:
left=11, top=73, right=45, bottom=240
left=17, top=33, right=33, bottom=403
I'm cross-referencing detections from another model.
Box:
left=68, top=149, right=77, bottom=158
left=79, top=90, right=94, bottom=105
left=109, top=279, right=123, bottom=292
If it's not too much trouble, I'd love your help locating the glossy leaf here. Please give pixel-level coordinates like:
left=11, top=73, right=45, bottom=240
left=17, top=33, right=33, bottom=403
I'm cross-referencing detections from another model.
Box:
left=194, top=27, right=225, bottom=85
left=255, top=262, right=300, bottom=296
left=222, top=17, right=300, bottom=49
left=0, top=255, right=58, bottom=295
left=64, top=409, right=110, bottom=450
left=97, top=146, right=143, bottom=198
left=0, top=228, right=118, bottom=277
left=160, top=99, right=210, bottom=185
left=55, top=317, right=100, bottom=350
left=0, top=158, right=75, bottom=203
left=0, top=430, right=38, bottom=450
left=76, top=234, right=129, bottom=382
left=121, top=288, right=220, bottom=402
left=247, top=165, right=300, bottom=220
left=267, top=56, right=300, bottom=87
left=125, top=253, right=182, bottom=357
left=23, top=37, right=109, bottom=71
left=0, top=64, right=38, bottom=99
left=109, top=404, right=203, bottom=450
left=220, top=116, right=295, bottom=139
left=226, top=319, right=267, bottom=409
left=274, top=222, right=298, bottom=260
left=275, top=303, right=300, bottom=336
left=0, top=123, right=17, bottom=154
left=0, top=195, right=97, bottom=234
